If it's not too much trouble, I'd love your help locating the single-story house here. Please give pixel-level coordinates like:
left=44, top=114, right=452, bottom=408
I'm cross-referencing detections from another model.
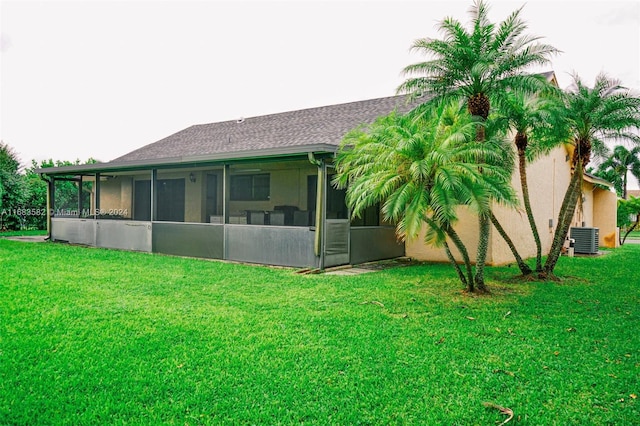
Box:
left=38, top=89, right=618, bottom=268
left=37, top=96, right=413, bottom=269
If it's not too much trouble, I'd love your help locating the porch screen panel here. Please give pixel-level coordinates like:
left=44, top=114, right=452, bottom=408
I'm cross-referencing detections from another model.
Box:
left=205, top=174, right=219, bottom=221
left=307, top=175, right=348, bottom=220
left=52, top=179, right=81, bottom=217
left=157, top=179, right=185, bottom=222
left=350, top=204, right=380, bottom=226
left=134, top=180, right=151, bottom=221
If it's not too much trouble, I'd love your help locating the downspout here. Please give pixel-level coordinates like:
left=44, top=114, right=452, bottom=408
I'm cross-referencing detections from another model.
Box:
left=77, top=175, right=83, bottom=217
left=308, top=152, right=325, bottom=269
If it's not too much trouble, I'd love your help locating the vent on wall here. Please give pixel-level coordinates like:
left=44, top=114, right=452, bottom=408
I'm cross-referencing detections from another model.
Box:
left=570, top=227, right=599, bottom=254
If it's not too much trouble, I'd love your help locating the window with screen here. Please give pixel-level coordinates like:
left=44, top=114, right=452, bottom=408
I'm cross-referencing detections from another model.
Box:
left=230, top=174, right=270, bottom=201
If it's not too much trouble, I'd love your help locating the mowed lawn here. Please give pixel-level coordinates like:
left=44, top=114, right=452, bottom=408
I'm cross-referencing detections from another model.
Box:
left=1, top=240, right=637, bottom=425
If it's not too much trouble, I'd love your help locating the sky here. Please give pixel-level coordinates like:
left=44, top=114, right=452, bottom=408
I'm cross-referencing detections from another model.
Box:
left=1, top=0, right=639, bottom=186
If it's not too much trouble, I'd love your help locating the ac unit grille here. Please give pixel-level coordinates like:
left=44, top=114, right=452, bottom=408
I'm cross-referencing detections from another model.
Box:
left=570, top=227, right=599, bottom=254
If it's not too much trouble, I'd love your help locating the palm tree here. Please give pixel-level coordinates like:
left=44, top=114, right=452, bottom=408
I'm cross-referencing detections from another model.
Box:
left=618, top=196, right=640, bottom=245
left=334, top=102, right=515, bottom=292
left=496, top=87, right=569, bottom=272
left=596, top=145, right=640, bottom=199
left=589, top=166, right=623, bottom=197
left=544, top=73, right=640, bottom=277
left=397, top=0, right=558, bottom=290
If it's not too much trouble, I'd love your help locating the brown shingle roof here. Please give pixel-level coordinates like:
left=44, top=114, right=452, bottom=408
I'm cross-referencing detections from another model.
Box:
left=37, top=95, right=415, bottom=175
left=114, top=95, right=414, bottom=163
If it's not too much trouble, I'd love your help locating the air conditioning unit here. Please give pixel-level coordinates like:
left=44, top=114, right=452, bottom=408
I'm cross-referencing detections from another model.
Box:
left=570, top=227, right=599, bottom=254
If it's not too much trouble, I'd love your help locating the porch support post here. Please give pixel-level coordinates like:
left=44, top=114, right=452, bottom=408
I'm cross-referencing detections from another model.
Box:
left=223, top=164, right=230, bottom=260
left=94, top=173, right=100, bottom=219
left=77, top=175, right=83, bottom=217
left=47, top=177, right=55, bottom=238
left=314, top=159, right=327, bottom=269
left=151, top=169, right=157, bottom=221
left=223, top=164, right=230, bottom=224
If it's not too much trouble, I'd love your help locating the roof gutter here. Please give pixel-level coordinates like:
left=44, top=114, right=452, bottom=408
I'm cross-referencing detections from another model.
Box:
left=35, top=144, right=339, bottom=176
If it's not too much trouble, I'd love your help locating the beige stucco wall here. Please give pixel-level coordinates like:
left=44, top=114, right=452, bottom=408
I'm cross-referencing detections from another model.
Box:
left=407, top=206, right=484, bottom=263
left=490, top=145, right=573, bottom=265
left=592, top=187, right=618, bottom=248
left=578, top=182, right=594, bottom=228
left=406, top=144, right=575, bottom=265
left=99, top=176, right=133, bottom=218
left=568, top=179, right=618, bottom=248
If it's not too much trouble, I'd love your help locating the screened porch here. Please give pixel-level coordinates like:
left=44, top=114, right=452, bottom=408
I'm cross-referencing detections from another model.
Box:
left=47, top=157, right=403, bottom=269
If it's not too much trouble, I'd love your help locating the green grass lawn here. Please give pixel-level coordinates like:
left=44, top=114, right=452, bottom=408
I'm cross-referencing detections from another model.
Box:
left=1, top=241, right=638, bottom=425
left=627, top=230, right=640, bottom=239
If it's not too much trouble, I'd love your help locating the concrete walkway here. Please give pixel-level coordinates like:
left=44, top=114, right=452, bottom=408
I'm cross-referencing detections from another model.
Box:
left=1, top=235, right=48, bottom=243
left=324, top=257, right=419, bottom=275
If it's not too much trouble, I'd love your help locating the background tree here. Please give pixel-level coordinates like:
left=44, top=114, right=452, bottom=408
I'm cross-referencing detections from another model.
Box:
left=397, top=0, right=558, bottom=289
left=594, top=145, right=640, bottom=199
left=544, top=73, right=640, bottom=277
left=617, top=196, right=640, bottom=245
left=0, top=142, right=26, bottom=230
left=589, top=166, right=623, bottom=197
left=0, top=155, right=99, bottom=231
left=21, top=160, right=52, bottom=229
left=334, top=102, right=515, bottom=292
left=35, top=158, right=97, bottom=219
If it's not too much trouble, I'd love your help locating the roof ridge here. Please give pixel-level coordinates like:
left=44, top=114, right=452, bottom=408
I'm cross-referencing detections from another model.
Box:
left=191, top=94, right=409, bottom=127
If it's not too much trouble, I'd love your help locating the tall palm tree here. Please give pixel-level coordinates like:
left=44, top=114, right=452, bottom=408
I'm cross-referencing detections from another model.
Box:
left=334, top=101, right=515, bottom=292
left=397, top=0, right=558, bottom=290
left=596, top=145, right=640, bottom=199
left=496, top=87, right=569, bottom=272
left=544, top=73, right=640, bottom=276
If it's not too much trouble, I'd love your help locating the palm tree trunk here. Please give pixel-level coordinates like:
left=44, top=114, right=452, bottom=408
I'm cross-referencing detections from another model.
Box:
left=489, top=211, right=532, bottom=275
left=474, top=213, right=491, bottom=292
left=445, top=225, right=475, bottom=291
left=621, top=216, right=640, bottom=245
left=518, top=150, right=543, bottom=271
left=442, top=240, right=468, bottom=287
left=543, top=162, right=583, bottom=276
left=469, top=94, right=491, bottom=292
